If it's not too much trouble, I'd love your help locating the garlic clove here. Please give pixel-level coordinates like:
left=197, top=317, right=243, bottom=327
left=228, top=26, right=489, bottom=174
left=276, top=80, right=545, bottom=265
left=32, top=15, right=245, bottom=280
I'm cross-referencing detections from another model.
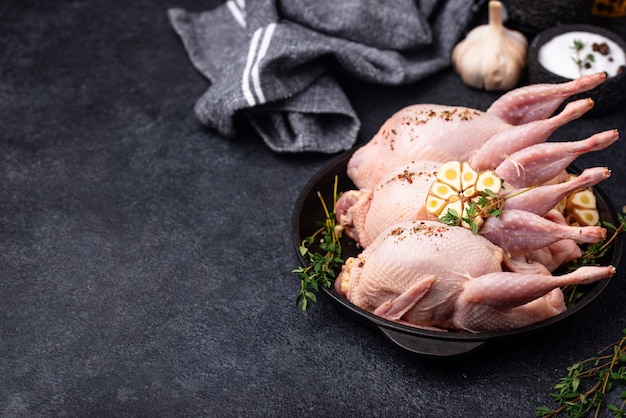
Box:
left=567, top=188, right=597, bottom=210
left=426, top=195, right=447, bottom=216
left=436, top=161, right=462, bottom=190
left=461, top=162, right=478, bottom=190
left=571, top=208, right=600, bottom=226
left=430, top=181, right=458, bottom=200
left=476, top=170, right=502, bottom=193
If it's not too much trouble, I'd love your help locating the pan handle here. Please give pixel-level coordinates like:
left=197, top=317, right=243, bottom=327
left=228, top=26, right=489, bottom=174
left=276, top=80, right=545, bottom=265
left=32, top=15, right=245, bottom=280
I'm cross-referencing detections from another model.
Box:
left=378, top=327, right=485, bottom=358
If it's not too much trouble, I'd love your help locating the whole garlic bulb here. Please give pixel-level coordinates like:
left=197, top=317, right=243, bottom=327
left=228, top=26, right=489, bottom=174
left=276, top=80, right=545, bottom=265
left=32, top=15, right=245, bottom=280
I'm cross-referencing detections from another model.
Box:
left=452, top=1, right=528, bottom=91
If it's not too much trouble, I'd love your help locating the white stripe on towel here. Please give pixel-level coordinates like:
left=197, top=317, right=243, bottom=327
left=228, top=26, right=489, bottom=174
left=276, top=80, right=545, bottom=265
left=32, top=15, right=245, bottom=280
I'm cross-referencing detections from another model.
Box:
left=226, top=0, right=246, bottom=28
left=242, top=23, right=277, bottom=107
left=242, top=28, right=262, bottom=106
left=249, top=23, right=276, bottom=105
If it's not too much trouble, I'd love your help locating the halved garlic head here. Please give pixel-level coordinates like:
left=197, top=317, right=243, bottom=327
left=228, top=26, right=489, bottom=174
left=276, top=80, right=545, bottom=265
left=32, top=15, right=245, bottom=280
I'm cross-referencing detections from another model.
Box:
left=554, top=174, right=600, bottom=227
left=565, top=186, right=599, bottom=226
left=427, top=161, right=503, bottom=231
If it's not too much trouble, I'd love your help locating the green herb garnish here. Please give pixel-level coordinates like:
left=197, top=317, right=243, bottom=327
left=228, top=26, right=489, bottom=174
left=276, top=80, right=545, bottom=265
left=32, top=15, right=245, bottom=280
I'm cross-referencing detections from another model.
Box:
left=536, top=330, right=626, bottom=418
left=571, top=39, right=596, bottom=76
left=537, top=208, right=626, bottom=416
left=571, top=210, right=625, bottom=269
left=292, top=176, right=343, bottom=311
left=438, top=187, right=509, bottom=234
left=439, top=207, right=461, bottom=227
left=562, top=208, right=625, bottom=307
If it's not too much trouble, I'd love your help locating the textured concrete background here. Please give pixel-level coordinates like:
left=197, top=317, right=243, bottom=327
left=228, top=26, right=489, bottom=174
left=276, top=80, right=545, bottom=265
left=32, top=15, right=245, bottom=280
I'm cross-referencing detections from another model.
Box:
left=1, top=1, right=626, bottom=416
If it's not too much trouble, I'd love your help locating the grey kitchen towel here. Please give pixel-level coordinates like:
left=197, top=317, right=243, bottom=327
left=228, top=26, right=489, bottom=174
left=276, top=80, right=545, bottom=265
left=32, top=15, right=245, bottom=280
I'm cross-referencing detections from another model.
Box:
left=168, top=0, right=483, bottom=153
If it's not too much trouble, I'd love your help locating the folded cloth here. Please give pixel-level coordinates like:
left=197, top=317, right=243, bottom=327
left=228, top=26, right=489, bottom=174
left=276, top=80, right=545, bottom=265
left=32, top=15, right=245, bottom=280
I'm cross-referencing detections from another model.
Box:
left=168, top=0, right=483, bottom=153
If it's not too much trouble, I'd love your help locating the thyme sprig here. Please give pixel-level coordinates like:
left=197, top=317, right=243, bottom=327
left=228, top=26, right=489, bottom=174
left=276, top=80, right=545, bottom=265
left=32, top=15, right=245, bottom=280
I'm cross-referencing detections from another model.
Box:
left=562, top=208, right=625, bottom=307
left=571, top=210, right=625, bottom=269
left=537, top=207, right=626, bottom=416
left=293, top=176, right=343, bottom=311
left=571, top=39, right=596, bottom=76
left=438, top=185, right=526, bottom=234
left=536, top=330, right=626, bottom=418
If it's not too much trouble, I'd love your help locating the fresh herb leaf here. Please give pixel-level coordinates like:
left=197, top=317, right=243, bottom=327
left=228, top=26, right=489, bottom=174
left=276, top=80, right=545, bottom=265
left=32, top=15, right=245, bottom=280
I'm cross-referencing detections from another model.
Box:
left=440, top=208, right=460, bottom=226
left=567, top=209, right=625, bottom=271
left=537, top=330, right=626, bottom=417
left=292, top=176, right=344, bottom=311
left=561, top=208, right=624, bottom=307
left=573, top=39, right=585, bottom=51
left=455, top=188, right=506, bottom=233
left=538, top=208, right=626, bottom=416
left=570, top=39, right=596, bottom=76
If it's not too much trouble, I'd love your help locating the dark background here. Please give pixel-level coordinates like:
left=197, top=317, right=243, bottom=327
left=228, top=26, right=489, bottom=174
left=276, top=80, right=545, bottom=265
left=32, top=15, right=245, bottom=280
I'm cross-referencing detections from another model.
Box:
left=2, top=1, right=625, bottom=416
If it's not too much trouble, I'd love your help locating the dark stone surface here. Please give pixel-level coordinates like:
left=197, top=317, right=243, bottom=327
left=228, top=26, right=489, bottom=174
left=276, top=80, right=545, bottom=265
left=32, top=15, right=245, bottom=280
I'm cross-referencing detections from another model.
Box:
left=1, top=1, right=625, bottom=417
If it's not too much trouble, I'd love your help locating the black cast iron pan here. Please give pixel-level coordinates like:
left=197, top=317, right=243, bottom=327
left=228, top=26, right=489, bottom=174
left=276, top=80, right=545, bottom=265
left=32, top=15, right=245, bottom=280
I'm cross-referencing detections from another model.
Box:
left=291, top=151, right=622, bottom=358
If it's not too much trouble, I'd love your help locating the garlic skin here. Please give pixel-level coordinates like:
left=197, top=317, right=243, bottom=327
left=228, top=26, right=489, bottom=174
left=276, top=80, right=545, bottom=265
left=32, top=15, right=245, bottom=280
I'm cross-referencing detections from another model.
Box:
left=452, top=1, right=528, bottom=91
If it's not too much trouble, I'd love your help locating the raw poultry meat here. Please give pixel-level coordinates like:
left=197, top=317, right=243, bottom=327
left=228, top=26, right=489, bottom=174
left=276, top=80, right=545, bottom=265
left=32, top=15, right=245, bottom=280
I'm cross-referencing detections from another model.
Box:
left=337, top=160, right=439, bottom=248
left=478, top=209, right=605, bottom=254
left=520, top=210, right=585, bottom=272
left=337, top=158, right=611, bottom=250
left=336, top=73, right=616, bottom=252
left=347, top=73, right=607, bottom=190
left=334, top=220, right=615, bottom=332
left=330, top=74, right=619, bottom=332
left=495, top=129, right=618, bottom=188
